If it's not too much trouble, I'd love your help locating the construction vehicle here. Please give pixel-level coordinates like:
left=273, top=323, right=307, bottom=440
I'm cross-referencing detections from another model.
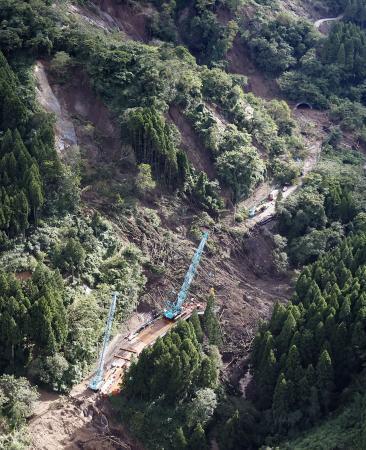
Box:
left=89, top=291, right=118, bottom=391
left=164, top=232, right=209, bottom=320
left=248, top=207, right=256, bottom=218
left=268, top=189, right=279, bottom=201
left=89, top=233, right=208, bottom=392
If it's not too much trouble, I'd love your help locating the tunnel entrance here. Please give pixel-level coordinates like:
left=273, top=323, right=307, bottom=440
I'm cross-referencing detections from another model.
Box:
left=295, top=102, right=313, bottom=110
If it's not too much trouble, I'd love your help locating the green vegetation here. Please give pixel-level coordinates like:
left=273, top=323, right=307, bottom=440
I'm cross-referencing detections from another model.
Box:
left=55, top=15, right=303, bottom=204
left=0, top=51, right=66, bottom=244
left=215, top=232, right=366, bottom=448
left=282, top=380, right=366, bottom=449
left=279, top=19, right=366, bottom=139
left=276, top=138, right=365, bottom=265
left=124, top=107, right=187, bottom=189
left=251, top=232, right=366, bottom=441
left=0, top=374, right=38, bottom=448
left=203, top=288, right=223, bottom=346
left=344, top=0, right=366, bottom=27
left=113, top=292, right=222, bottom=449
left=148, top=0, right=241, bottom=65
left=0, top=266, right=67, bottom=373
left=0, top=211, right=146, bottom=392
left=246, top=12, right=318, bottom=75
left=0, top=0, right=55, bottom=56
left=2, top=0, right=366, bottom=448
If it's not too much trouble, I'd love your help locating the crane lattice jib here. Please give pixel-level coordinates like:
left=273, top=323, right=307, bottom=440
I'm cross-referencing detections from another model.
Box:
left=164, top=232, right=209, bottom=320
left=89, top=291, right=118, bottom=391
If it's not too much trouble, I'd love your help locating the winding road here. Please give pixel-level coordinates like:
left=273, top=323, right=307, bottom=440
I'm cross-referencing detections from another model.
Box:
left=314, top=14, right=343, bottom=33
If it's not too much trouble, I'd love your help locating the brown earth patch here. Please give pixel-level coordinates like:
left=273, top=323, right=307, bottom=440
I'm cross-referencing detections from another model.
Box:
left=227, top=37, right=280, bottom=100
left=168, top=105, right=217, bottom=179
left=53, top=69, right=122, bottom=164
left=90, top=0, right=152, bottom=42
left=15, top=271, right=32, bottom=281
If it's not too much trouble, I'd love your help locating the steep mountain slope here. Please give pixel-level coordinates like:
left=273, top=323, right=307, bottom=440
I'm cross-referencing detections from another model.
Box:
left=1, top=0, right=366, bottom=448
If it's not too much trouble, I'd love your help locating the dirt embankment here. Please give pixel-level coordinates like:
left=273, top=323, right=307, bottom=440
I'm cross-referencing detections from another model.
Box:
left=35, top=62, right=77, bottom=153
left=89, top=0, right=152, bottom=41
left=227, top=38, right=280, bottom=101
left=53, top=69, right=122, bottom=163
left=277, top=0, right=327, bottom=20
left=29, top=392, right=141, bottom=450
left=28, top=314, right=150, bottom=450
left=35, top=62, right=127, bottom=183
left=168, top=105, right=217, bottom=179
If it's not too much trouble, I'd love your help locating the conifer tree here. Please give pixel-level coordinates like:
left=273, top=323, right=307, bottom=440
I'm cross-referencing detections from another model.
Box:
left=203, top=289, right=222, bottom=347
left=272, top=373, right=289, bottom=433
left=316, top=350, right=334, bottom=412
left=191, top=310, right=204, bottom=343
left=175, top=427, right=187, bottom=449
left=189, top=423, right=207, bottom=450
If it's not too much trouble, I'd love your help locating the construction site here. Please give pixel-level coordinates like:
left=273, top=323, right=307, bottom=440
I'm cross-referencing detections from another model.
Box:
left=28, top=233, right=211, bottom=450
left=4, top=0, right=364, bottom=448
left=95, top=301, right=204, bottom=396
left=87, top=232, right=208, bottom=396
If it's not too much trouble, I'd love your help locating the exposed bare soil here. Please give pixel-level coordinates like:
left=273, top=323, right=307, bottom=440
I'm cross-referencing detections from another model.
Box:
left=168, top=105, right=217, bottom=179
left=53, top=68, right=122, bottom=164
left=29, top=393, right=140, bottom=450
left=227, top=38, right=280, bottom=100
left=89, top=0, right=152, bottom=41
left=277, top=0, right=327, bottom=19
left=35, top=62, right=77, bottom=153
left=30, top=6, right=332, bottom=446
left=28, top=314, right=149, bottom=450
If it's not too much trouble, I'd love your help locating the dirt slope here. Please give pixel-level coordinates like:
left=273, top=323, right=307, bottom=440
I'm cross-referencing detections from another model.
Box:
left=29, top=4, right=331, bottom=446
left=168, top=105, right=217, bottom=179
left=67, top=0, right=152, bottom=40
left=227, top=38, right=280, bottom=100
left=35, top=62, right=77, bottom=153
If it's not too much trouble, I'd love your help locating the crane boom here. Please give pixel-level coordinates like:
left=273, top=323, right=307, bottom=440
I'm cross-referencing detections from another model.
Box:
left=89, top=291, right=118, bottom=391
left=164, top=232, right=209, bottom=320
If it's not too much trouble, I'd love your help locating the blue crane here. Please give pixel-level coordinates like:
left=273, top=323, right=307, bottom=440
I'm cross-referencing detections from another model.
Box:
left=164, top=232, right=209, bottom=320
left=89, top=291, right=118, bottom=391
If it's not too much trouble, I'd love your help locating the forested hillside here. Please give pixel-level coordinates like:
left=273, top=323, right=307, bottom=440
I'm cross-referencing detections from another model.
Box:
left=1, top=0, right=366, bottom=448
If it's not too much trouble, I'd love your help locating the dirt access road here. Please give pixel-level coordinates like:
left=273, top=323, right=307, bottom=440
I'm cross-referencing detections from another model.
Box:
left=241, top=12, right=344, bottom=227
left=231, top=108, right=326, bottom=230
left=28, top=305, right=202, bottom=449
left=314, top=14, right=343, bottom=33
left=28, top=312, right=151, bottom=450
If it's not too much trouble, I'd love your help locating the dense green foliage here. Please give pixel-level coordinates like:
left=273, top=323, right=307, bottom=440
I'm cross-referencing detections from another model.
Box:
left=114, top=318, right=221, bottom=449
left=277, top=141, right=365, bottom=265
left=123, top=321, right=216, bottom=403
left=0, top=266, right=67, bottom=373
left=0, top=211, right=146, bottom=391
left=124, top=107, right=187, bottom=189
left=113, top=291, right=222, bottom=449
left=0, top=374, right=38, bottom=429
left=216, top=144, right=265, bottom=201
left=282, top=377, right=366, bottom=449
left=246, top=13, right=318, bottom=75
left=251, top=232, right=366, bottom=439
left=0, top=51, right=64, bottom=242
left=0, top=374, right=38, bottom=448
left=279, top=20, right=366, bottom=122
left=0, top=0, right=55, bottom=56
left=203, top=288, right=223, bottom=346
left=55, top=15, right=304, bottom=204
left=344, top=0, right=366, bottom=27
left=148, top=0, right=240, bottom=64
